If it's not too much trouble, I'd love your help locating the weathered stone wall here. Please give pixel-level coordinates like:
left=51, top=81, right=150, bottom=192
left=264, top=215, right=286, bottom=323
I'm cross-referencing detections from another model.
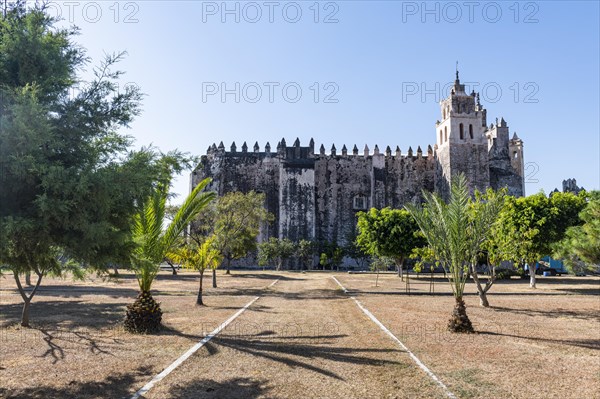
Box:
left=193, top=148, right=282, bottom=238
left=192, top=141, right=438, bottom=248
left=192, top=138, right=523, bottom=249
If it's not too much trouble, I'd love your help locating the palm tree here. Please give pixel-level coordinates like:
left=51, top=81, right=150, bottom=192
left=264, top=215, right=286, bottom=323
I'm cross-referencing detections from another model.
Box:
left=168, top=235, right=222, bottom=306
left=406, top=174, right=502, bottom=333
left=124, top=177, right=215, bottom=333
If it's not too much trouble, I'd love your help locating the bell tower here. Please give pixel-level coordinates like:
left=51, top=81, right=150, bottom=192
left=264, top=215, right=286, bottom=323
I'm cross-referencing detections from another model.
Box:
left=434, top=70, right=490, bottom=197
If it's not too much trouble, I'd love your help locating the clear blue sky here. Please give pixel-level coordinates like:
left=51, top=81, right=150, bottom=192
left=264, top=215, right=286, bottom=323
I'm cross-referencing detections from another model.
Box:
left=52, top=0, right=600, bottom=203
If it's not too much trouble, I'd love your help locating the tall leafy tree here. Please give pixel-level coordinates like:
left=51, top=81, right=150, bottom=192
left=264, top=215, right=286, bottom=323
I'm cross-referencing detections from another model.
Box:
left=257, top=238, right=277, bottom=270
left=212, top=191, right=272, bottom=274
left=356, top=208, right=425, bottom=280
left=495, top=191, right=587, bottom=288
left=406, top=174, right=502, bottom=332
left=296, top=239, right=315, bottom=270
left=257, top=237, right=296, bottom=270
left=553, top=191, right=600, bottom=273
left=0, top=3, right=159, bottom=327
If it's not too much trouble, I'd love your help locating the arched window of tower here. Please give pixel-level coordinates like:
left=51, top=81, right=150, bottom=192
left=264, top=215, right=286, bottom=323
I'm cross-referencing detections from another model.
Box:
left=459, top=123, right=464, bottom=140
left=469, top=124, right=473, bottom=139
left=444, top=127, right=448, bottom=142
left=439, top=130, right=443, bottom=144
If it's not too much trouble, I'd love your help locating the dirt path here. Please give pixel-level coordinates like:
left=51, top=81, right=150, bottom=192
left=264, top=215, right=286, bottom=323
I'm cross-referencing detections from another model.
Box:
left=143, top=273, right=448, bottom=399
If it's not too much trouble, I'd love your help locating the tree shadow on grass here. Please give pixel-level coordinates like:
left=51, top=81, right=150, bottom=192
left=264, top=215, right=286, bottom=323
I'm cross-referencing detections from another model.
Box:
left=203, top=332, right=405, bottom=380
left=209, top=303, right=274, bottom=313
left=0, top=366, right=151, bottom=399
left=206, top=287, right=345, bottom=301
left=553, top=287, right=600, bottom=295
left=35, top=326, right=126, bottom=364
left=478, top=330, right=600, bottom=351
left=161, top=377, right=270, bottom=399
left=491, top=306, right=600, bottom=322
left=0, top=300, right=127, bottom=329
left=222, top=272, right=301, bottom=281
left=0, top=284, right=139, bottom=299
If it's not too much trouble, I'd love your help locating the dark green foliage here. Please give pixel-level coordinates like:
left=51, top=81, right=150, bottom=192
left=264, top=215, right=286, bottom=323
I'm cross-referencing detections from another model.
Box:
left=357, top=208, right=425, bottom=278
left=495, top=191, right=588, bottom=287
left=257, top=237, right=296, bottom=270
left=553, top=191, right=600, bottom=273
left=315, top=241, right=345, bottom=270
left=211, top=192, right=273, bottom=273
left=494, top=268, right=523, bottom=280
left=296, top=239, right=315, bottom=270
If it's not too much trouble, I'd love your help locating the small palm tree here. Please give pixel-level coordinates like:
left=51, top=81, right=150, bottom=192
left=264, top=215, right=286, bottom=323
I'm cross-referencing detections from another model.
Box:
left=168, top=235, right=222, bottom=306
left=406, top=174, right=501, bottom=333
left=124, top=178, right=215, bottom=333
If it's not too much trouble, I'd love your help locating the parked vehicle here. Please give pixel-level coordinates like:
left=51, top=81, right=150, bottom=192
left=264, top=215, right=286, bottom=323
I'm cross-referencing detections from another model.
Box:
left=524, top=263, right=560, bottom=276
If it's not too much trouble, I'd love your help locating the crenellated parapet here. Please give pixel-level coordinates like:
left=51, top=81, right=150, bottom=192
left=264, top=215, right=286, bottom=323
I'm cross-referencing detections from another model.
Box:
left=204, top=137, right=436, bottom=162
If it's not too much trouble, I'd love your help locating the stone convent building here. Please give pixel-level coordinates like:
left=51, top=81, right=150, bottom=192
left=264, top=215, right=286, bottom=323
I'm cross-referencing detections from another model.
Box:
left=191, top=73, right=525, bottom=247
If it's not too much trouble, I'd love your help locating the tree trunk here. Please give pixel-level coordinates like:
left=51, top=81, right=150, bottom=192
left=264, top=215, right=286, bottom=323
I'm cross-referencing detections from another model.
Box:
left=529, top=263, right=537, bottom=288
left=166, top=260, right=178, bottom=275
left=429, top=270, right=435, bottom=293
left=25, top=273, right=31, bottom=286
left=112, top=265, right=119, bottom=275
left=21, top=299, right=31, bottom=327
left=212, top=268, right=217, bottom=288
left=197, top=271, right=204, bottom=306
left=225, top=258, right=231, bottom=275
left=14, top=270, right=43, bottom=328
left=470, top=265, right=490, bottom=307
left=396, top=257, right=404, bottom=281
left=448, top=297, right=474, bottom=333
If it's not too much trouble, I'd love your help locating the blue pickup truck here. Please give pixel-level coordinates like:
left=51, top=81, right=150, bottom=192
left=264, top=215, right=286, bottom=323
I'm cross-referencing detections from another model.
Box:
left=525, top=256, right=568, bottom=276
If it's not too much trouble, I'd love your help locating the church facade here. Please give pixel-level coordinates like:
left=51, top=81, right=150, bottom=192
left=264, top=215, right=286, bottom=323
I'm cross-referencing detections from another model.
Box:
left=191, top=73, right=525, bottom=247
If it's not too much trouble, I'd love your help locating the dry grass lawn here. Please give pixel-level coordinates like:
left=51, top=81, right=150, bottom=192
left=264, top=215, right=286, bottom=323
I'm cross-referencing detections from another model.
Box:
left=0, top=270, right=598, bottom=398
left=335, top=272, right=600, bottom=399
left=0, top=270, right=277, bottom=398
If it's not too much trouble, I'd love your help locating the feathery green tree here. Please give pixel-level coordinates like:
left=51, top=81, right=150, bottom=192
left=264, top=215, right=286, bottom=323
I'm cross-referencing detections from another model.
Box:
left=0, top=3, right=159, bottom=327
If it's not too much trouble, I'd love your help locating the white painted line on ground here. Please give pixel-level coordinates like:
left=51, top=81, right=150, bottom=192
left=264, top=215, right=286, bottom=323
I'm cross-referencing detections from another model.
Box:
left=267, top=278, right=280, bottom=288
left=130, top=296, right=260, bottom=399
left=331, top=276, right=457, bottom=399
left=332, top=275, right=348, bottom=294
